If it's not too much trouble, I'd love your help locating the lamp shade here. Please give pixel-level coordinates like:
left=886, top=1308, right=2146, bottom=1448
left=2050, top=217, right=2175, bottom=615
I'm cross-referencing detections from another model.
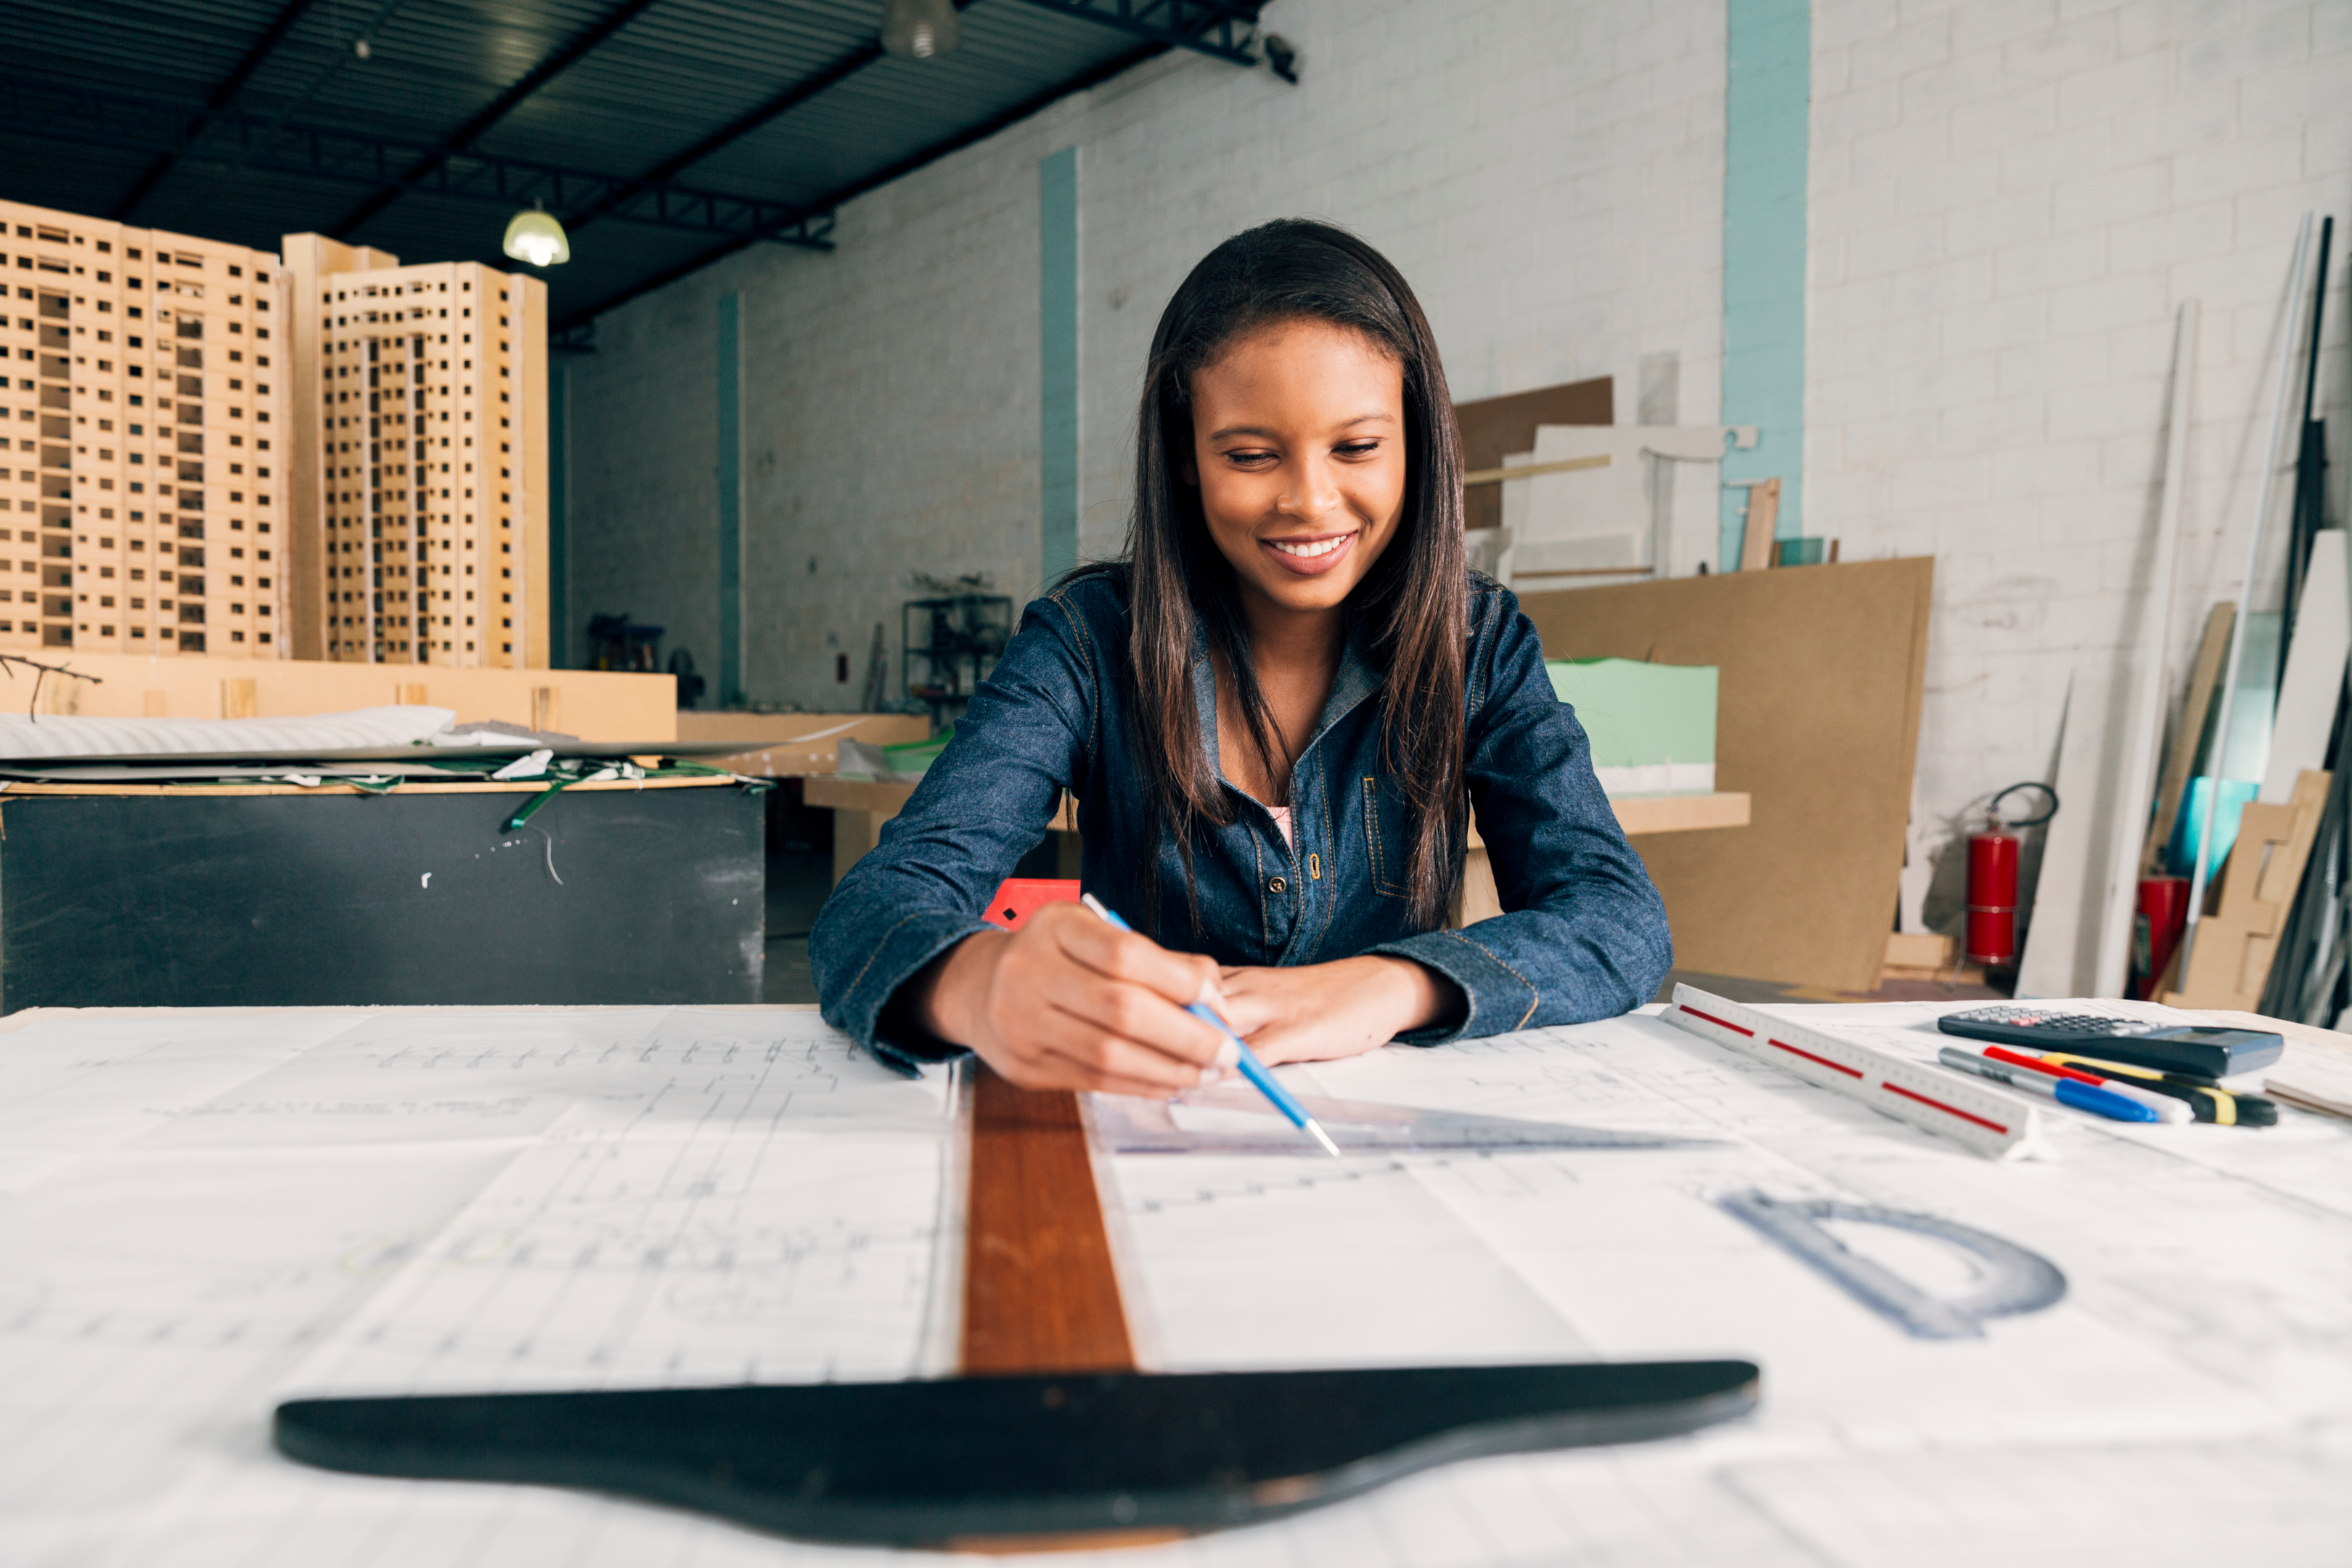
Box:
left=502, top=208, right=571, bottom=268
left=881, top=0, right=961, bottom=59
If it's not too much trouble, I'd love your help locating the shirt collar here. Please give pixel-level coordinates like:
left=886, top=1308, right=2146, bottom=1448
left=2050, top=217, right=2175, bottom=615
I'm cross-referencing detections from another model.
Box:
left=1190, top=612, right=1384, bottom=781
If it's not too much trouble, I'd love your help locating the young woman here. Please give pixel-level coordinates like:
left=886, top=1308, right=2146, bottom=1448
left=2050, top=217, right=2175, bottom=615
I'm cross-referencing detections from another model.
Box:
left=812, top=219, right=1670, bottom=1091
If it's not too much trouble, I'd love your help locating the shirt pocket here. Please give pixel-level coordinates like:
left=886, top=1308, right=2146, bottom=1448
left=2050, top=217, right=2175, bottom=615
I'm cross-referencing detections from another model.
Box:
left=1360, top=775, right=1413, bottom=900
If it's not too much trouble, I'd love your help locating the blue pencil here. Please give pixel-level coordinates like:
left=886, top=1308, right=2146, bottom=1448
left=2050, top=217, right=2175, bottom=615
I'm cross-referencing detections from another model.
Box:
left=1079, top=894, right=1344, bottom=1158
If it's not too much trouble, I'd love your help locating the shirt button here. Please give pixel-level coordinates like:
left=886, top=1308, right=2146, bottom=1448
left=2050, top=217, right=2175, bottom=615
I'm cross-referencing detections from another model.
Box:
left=1267, top=876, right=1287, bottom=894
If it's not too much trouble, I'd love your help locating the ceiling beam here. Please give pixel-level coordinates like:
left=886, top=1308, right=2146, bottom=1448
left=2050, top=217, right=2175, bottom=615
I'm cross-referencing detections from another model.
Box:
left=547, top=0, right=1273, bottom=338
left=0, top=74, right=834, bottom=249
left=327, top=0, right=666, bottom=239
left=1005, top=0, right=1267, bottom=67
left=112, top=0, right=322, bottom=223
left=555, top=36, right=889, bottom=241
left=551, top=31, right=1172, bottom=338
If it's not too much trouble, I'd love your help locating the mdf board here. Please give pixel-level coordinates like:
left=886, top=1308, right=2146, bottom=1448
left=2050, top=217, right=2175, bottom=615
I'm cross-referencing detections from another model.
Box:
left=1517, top=558, right=1934, bottom=992
left=1453, top=378, right=1613, bottom=534
left=24, top=651, right=676, bottom=741
left=0, top=782, right=764, bottom=1010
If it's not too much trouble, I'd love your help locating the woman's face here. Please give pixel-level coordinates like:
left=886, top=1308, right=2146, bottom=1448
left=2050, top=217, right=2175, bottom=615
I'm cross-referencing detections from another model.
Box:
left=1185, top=318, right=1409, bottom=621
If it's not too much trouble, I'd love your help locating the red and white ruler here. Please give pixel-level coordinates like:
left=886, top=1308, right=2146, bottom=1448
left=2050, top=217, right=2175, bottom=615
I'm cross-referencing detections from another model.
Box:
left=1662, top=984, right=2045, bottom=1160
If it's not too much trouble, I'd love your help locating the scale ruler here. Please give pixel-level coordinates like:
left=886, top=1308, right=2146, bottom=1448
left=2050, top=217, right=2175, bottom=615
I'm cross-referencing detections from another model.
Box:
left=1663, top=984, right=2045, bottom=1160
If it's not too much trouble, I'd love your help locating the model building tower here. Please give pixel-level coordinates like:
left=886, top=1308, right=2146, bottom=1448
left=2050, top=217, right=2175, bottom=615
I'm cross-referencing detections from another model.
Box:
left=281, top=235, right=549, bottom=667
left=0, top=198, right=291, bottom=656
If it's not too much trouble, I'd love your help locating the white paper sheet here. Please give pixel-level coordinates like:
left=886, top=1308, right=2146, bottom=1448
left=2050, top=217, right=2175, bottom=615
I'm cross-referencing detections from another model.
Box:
left=5, top=1000, right=2351, bottom=1567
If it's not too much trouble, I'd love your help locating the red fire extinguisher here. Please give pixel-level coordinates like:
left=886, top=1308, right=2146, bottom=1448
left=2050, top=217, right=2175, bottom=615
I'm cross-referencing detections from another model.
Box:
left=1966, top=783, right=2057, bottom=970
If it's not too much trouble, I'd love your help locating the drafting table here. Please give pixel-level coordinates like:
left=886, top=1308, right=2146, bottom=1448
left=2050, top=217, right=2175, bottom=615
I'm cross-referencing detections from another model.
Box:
left=806, top=772, right=1752, bottom=893
left=3, top=998, right=2350, bottom=1565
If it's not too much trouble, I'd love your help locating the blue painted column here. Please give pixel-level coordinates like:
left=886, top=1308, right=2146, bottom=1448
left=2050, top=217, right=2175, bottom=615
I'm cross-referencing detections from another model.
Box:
left=1040, top=147, right=1080, bottom=585
left=547, top=360, right=568, bottom=667
left=716, top=293, right=743, bottom=706
left=1720, top=0, right=1810, bottom=568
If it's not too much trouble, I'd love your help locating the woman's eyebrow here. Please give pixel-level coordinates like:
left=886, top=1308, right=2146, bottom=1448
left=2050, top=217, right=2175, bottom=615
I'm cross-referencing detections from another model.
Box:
left=1206, top=412, right=1396, bottom=442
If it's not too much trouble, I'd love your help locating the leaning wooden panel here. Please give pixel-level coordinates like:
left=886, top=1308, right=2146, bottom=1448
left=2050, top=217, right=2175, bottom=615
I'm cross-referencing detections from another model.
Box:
left=1451, top=378, right=1612, bottom=534
left=1516, top=558, right=1934, bottom=992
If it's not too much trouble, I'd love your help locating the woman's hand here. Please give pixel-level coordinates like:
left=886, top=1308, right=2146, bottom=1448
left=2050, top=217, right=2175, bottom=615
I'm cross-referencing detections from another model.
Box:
left=909, top=902, right=1239, bottom=1095
left=1212, top=956, right=1463, bottom=1066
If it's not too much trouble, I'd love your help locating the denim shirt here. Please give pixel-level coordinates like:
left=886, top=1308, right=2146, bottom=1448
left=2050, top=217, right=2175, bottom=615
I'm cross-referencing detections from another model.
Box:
left=811, top=571, right=1671, bottom=1073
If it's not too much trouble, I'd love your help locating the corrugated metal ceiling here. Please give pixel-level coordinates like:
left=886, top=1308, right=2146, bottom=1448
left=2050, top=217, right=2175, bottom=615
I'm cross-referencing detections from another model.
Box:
left=0, top=0, right=1270, bottom=334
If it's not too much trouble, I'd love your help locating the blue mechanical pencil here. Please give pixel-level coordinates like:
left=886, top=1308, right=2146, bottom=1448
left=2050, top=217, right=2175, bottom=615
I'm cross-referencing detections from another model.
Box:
left=1079, top=893, right=1343, bottom=1158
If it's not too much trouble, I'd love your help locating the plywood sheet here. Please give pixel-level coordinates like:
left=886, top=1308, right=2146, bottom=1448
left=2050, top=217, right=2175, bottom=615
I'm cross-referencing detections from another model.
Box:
left=1453, top=378, right=1612, bottom=534
left=1517, top=558, right=1934, bottom=992
left=2014, top=662, right=2120, bottom=998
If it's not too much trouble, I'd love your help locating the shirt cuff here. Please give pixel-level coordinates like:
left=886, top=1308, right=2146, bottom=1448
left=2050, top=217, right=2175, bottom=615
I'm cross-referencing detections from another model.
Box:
left=1363, top=928, right=1541, bottom=1046
left=822, top=909, right=993, bottom=1065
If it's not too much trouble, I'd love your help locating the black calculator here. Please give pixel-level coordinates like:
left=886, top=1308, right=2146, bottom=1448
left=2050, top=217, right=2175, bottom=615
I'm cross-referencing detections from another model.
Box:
left=1936, top=1006, right=2284, bottom=1078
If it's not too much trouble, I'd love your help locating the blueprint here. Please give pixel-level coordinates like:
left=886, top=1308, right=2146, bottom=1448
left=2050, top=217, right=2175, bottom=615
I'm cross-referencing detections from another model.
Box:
left=3, top=1000, right=2351, bottom=1566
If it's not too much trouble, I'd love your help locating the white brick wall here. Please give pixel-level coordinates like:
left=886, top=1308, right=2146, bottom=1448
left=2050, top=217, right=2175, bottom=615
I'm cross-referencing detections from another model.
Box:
left=566, top=0, right=1730, bottom=704
left=1810, top=0, right=2351, bottom=868
left=571, top=0, right=2349, bottom=926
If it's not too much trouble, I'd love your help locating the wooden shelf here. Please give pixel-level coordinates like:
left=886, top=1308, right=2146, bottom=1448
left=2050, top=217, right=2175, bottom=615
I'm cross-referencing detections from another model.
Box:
left=803, top=776, right=918, bottom=813
left=1476, top=791, right=1749, bottom=845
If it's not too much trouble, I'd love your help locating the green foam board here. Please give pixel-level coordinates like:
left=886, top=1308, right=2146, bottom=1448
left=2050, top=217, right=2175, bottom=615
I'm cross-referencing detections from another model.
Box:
left=1545, top=659, right=1717, bottom=769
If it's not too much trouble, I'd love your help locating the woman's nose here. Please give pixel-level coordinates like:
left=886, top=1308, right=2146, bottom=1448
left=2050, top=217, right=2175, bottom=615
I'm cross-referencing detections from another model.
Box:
left=1277, top=460, right=1342, bottom=520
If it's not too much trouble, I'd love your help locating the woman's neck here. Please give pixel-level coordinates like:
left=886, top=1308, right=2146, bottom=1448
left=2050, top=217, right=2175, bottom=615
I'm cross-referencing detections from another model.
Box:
left=1241, top=591, right=1346, bottom=684
left=1214, top=592, right=1346, bottom=808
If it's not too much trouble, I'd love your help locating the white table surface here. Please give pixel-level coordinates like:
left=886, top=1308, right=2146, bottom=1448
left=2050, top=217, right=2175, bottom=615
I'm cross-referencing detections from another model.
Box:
left=4, top=998, right=2350, bottom=1567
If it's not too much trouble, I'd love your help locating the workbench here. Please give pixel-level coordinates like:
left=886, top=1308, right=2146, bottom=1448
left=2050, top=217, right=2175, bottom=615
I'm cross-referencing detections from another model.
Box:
left=4, top=997, right=2348, bottom=1564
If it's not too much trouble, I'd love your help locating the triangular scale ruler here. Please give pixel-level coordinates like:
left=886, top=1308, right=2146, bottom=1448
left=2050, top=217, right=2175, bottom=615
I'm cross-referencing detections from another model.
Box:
left=1662, top=984, right=2045, bottom=1160
left=1088, top=1084, right=1707, bottom=1155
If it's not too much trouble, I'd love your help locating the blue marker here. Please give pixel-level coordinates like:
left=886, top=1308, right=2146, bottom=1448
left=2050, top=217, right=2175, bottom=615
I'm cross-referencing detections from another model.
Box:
left=1080, top=893, right=1344, bottom=1158
left=1937, top=1047, right=2159, bottom=1124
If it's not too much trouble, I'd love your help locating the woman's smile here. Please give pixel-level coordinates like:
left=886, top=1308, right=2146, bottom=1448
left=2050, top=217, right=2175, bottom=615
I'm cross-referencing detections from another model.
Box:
left=1263, top=531, right=1357, bottom=573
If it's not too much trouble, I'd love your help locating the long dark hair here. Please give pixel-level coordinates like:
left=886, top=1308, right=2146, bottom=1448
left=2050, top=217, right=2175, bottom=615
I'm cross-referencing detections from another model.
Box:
left=1110, top=218, right=1469, bottom=931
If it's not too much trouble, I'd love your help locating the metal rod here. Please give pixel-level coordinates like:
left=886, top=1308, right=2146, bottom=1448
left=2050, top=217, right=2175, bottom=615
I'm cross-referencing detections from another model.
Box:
left=2179, top=213, right=2316, bottom=978
left=2283, top=216, right=2335, bottom=654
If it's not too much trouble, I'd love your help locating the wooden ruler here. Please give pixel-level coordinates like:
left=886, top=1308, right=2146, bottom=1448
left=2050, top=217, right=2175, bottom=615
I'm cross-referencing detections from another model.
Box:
left=960, top=1063, right=1135, bottom=1376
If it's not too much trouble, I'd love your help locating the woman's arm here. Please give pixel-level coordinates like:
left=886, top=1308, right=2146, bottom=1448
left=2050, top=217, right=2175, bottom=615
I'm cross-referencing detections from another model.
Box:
left=811, top=588, right=1241, bottom=1090
left=1362, top=592, right=1673, bottom=1037
left=900, top=902, right=1238, bottom=1093
left=1216, top=593, right=1670, bottom=1058
left=1212, top=951, right=1462, bottom=1065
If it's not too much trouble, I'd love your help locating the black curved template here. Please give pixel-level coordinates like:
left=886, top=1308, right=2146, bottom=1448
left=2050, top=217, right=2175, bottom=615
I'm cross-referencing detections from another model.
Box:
left=274, top=1360, right=1760, bottom=1546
